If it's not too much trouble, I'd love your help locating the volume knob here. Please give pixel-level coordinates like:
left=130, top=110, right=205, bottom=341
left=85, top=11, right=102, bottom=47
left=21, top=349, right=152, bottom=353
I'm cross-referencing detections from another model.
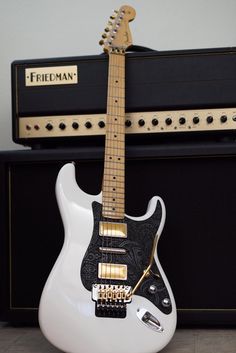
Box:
left=46, top=123, right=53, bottom=131
left=206, top=116, right=213, bottom=124
left=138, top=119, right=145, bottom=127
left=59, top=122, right=66, bottom=130
left=165, top=118, right=172, bottom=125
left=125, top=120, right=132, bottom=127
left=98, top=121, right=105, bottom=128
left=85, top=121, right=92, bottom=129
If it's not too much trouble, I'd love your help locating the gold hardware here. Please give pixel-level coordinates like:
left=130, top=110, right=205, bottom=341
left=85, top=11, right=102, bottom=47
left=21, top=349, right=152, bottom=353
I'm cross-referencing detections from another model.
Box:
left=25, top=65, right=78, bottom=87
left=99, top=39, right=104, bottom=46
left=128, top=234, right=160, bottom=298
left=98, top=263, right=127, bottom=280
left=102, top=33, right=107, bottom=38
left=104, top=27, right=110, bottom=32
left=99, top=221, right=127, bottom=238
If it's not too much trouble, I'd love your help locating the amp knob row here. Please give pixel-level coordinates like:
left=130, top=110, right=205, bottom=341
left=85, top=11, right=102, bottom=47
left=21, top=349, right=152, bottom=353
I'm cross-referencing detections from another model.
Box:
left=123, top=115, right=229, bottom=127
left=45, top=121, right=106, bottom=131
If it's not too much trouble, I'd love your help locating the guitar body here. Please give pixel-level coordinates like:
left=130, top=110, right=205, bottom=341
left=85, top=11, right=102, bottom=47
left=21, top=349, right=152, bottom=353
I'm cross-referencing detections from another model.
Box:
left=39, top=163, right=176, bottom=353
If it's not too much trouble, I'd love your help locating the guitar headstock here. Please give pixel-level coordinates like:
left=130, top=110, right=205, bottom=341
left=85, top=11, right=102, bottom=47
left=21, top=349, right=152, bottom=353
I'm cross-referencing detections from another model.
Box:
left=99, top=5, right=136, bottom=54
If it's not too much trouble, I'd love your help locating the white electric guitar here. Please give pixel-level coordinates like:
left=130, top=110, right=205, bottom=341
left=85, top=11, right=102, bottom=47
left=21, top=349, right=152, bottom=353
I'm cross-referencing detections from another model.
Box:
left=39, top=5, right=176, bottom=353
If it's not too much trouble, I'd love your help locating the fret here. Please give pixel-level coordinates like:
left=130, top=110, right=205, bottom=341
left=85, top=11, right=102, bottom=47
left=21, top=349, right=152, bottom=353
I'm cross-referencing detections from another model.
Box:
left=106, top=147, right=124, bottom=154
left=106, top=114, right=126, bottom=119
left=103, top=187, right=124, bottom=192
left=103, top=165, right=125, bottom=172
left=103, top=196, right=124, bottom=201
left=103, top=179, right=124, bottom=185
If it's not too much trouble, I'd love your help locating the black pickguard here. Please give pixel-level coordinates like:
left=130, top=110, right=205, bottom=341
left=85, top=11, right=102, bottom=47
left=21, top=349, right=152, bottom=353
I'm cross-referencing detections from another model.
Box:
left=80, top=201, right=172, bottom=315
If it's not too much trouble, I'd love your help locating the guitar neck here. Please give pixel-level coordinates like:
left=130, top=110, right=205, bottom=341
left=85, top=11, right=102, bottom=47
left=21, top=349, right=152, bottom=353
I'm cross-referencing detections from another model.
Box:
left=102, top=52, right=125, bottom=220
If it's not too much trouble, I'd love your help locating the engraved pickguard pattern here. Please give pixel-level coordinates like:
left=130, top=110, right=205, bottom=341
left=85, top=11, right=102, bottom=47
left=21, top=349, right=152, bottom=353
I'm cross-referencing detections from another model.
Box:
left=81, top=201, right=172, bottom=314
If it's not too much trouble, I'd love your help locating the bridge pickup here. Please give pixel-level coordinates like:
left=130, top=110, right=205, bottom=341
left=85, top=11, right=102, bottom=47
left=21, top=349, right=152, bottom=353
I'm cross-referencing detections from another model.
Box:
left=99, top=247, right=126, bottom=255
left=99, top=221, right=127, bottom=238
left=98, top=263, right=127, bottom=280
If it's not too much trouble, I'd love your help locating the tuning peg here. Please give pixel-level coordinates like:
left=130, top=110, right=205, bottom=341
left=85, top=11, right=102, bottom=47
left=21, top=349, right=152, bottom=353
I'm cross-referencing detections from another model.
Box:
left=104, top=27, right=110, bottom=32
left=114, top=10, right=118, bottom=14
left=102, top=33, right=107, bottom=39
left=99, top=39, right=104, bottom=46
left=108, top=20, right=113, bottom=25
left=110, top=15, right=115, bottom=19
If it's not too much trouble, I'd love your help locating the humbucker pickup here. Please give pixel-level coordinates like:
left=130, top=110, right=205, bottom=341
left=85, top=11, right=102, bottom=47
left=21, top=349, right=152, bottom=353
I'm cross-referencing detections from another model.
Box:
left=99, top=221, right=127, bottom=238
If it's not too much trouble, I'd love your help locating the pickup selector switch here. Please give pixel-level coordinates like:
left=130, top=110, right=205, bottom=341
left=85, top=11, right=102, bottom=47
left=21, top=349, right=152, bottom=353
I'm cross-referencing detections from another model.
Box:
left=59, top=122, right=66, bottom=130
left=125, top=120, right=132, bottom=127
left=206, top=116, right=213, bottom=124
left=165, top=118, right=172, bottom=125
left=179, top=117, right=186, bottom=125
left=220, top=115, right=227, bottom=123
left=138, top=119, right=145, bottom=126
left=85, top=121, right=92, bottom=129
left=46, top=123, right=53, bottom=131
left=152, top=118, right=158, bottom=126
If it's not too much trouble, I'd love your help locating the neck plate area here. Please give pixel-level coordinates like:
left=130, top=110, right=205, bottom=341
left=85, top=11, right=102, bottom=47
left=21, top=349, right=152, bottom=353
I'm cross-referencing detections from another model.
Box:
left=102, top=52, right=125, bottom=220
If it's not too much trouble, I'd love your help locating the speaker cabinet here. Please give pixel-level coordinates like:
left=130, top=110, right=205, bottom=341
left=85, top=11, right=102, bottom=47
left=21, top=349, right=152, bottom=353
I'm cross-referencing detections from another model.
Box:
left=1, top=144, right=236, bottom=325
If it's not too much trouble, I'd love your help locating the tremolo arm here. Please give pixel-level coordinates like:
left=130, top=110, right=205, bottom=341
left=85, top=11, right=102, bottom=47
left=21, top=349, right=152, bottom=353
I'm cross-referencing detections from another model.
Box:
left=128, top=234, right=160, bottom=298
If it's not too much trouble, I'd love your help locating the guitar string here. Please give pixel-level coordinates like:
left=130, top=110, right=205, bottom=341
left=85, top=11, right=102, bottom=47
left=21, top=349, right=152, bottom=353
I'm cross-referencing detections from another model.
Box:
left=101, top=51, right=125, bottom=299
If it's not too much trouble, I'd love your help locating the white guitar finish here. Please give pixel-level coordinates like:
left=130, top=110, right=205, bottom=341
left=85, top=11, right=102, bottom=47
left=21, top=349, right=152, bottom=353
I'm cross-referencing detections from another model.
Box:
left=39, top=163, right=177, bottom=353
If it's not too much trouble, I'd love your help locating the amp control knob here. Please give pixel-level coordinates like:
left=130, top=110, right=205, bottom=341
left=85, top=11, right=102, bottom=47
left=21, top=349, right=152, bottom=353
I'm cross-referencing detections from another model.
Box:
left=165, top=118, right=172, bottom=126
left=179, top=117, right=186, bottom=125
left=220, top=115, right=227, bottom=123
left=59, top=122, right=66, bottom=130
left=193, top=116, right=199, bottom=124
left=46, top=123, right=53, bottom=131
left=138, top=119, right=145, bottom=127
left=98, top=121, right=105, bottom=128
left=206, top=116, right=213, bottom=124
left=85, top=121, right=92, bottom=129
left=152, top=118, right=158, bottom=126
left=72, top=122, right=79, bottom=129
left=125, top=120, right=132, bottom=127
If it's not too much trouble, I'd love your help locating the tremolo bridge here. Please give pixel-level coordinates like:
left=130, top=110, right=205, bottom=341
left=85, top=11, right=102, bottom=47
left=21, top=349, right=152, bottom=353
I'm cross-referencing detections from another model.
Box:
left=92, top=284, right=132, bottom=318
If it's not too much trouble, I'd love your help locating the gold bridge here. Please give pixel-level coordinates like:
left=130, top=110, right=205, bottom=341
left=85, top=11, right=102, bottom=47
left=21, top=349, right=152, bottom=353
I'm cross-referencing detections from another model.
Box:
left=92, top=284, right=132, bottom=303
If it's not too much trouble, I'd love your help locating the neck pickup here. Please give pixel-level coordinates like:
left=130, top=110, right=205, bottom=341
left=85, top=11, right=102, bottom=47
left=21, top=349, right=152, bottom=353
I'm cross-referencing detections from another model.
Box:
left=99, top=221, right=127, bottom=238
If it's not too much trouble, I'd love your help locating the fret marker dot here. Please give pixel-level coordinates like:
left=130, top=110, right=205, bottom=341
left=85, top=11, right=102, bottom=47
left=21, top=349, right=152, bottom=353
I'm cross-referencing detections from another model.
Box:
left=113, top=198, right=115, bottom=201
left=114, top=135, right=117, bottom=138
left=113, top=176, right=116, bottom=179
left=112, top=208, right=115, bottom=211
left=109, top=157, right=112, bottom=159
left=118, top=158, right=121, bottom=160
left=113, top=188, right=116, bottom=191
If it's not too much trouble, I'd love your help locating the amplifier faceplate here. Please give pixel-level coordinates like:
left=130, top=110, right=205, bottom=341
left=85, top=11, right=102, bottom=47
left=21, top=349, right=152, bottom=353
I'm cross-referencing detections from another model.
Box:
left=19, top=107, right=236, bottom=138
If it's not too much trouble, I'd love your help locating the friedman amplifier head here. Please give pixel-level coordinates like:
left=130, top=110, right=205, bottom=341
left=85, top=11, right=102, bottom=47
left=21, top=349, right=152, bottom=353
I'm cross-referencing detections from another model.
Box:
left=12, top=47, right=236, bottom=148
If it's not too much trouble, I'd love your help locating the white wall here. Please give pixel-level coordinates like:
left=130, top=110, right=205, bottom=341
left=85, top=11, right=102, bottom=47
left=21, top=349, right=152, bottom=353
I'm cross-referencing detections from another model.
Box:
left=0, top=0, right=236, bottom=150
